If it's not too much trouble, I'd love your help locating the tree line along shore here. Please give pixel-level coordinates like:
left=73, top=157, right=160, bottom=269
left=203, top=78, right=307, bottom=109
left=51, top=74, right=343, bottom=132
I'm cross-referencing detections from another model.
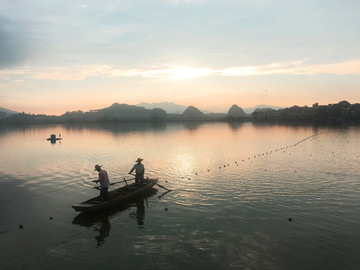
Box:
left=1, top=101, right=360, bottom=124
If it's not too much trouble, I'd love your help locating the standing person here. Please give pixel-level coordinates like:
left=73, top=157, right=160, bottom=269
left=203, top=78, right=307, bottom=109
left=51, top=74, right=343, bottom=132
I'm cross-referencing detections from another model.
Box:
left=93, top=164, right=110, bottom=201
left=129, top=158, right=145, bottom=186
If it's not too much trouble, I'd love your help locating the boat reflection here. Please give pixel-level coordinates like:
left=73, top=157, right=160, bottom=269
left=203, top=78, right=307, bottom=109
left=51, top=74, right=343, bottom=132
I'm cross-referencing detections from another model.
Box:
left=72, top=188, right=158, bottom=247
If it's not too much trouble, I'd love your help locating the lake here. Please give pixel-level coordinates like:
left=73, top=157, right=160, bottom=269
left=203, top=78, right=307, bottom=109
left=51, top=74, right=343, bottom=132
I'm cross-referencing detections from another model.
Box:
left=0, top=122, right=359, bottom=270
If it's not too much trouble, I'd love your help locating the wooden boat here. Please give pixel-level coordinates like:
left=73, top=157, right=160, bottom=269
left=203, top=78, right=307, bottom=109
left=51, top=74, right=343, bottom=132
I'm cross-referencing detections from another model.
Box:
left=72, top=188, right=158, bottom=226
left=72, top=178, right=158, bottom=213
left=47, top=134, right=62, bottom=141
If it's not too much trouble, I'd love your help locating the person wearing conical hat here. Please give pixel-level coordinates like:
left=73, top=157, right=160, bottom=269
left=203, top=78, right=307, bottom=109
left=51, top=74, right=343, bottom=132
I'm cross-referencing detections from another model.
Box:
left=129, top=158, right=145, bottom=186
left=93, top=164, right=110, bottom=200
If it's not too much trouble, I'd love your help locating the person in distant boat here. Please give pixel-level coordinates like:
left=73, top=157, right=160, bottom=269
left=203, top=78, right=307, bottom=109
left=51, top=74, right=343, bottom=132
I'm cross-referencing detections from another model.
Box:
left=129, top=158, right=145, bottom=186
left=93, top=164, right=110, bottom=201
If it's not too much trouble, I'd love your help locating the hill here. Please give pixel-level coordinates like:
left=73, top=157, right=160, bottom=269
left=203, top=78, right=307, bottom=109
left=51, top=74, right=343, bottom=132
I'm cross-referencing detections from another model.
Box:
left=182, top=106, right=205, bottom=119
left=243, top=104, right=283, bottom=114
left=227, top=104, right=248, bottom=117
left=0, top=107, right=18, bottom=115
left=136, top=102, right=187, bottom=114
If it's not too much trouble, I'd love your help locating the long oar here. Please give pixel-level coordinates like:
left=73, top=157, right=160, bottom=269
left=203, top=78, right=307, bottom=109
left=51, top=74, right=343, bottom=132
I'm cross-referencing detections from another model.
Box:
left=130, top=173, right=172, bottom=191
left=156, top=183, right=172, bottom=191
left=92, top=177, right=135, bottom=189
left=110, top=177, right=135, bottom=186
left=158, top=190, right=171, bottom=199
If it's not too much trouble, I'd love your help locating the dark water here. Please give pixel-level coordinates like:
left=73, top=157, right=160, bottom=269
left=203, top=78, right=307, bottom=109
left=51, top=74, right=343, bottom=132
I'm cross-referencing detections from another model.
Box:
left=0, top=122, right=359, bottom=269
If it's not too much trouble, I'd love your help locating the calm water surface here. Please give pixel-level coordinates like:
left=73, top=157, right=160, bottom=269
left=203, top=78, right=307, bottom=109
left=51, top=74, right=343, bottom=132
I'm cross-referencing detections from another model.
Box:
left=0, top=122, right=359, bottom=270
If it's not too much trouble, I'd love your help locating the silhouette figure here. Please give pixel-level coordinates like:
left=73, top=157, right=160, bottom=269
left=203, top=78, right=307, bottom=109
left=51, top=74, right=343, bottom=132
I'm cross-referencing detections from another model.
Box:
left=95, top=217, right=111, bottom=247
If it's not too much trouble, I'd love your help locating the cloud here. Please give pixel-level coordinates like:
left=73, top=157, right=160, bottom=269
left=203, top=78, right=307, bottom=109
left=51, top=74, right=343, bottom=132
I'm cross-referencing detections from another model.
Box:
left=1, top=59, right=359, bottom=81
left=140, top=65, right=213, bottom=79
left=109, top=60, right=360, bottom=78
left=298, top=60, right=360, bottom=76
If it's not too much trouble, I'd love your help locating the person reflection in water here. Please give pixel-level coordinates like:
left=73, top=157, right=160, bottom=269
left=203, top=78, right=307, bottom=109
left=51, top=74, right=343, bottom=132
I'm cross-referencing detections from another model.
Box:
left=129, top=158, right=145, bottom=186
left=93, top=165, right=110, bottom=201
left=136, top=199, right=145, bottom=226
left=95, top=217, right=111, bottom=247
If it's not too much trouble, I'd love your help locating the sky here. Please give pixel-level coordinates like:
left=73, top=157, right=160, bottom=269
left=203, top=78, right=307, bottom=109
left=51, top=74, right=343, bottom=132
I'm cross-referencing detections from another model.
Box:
left=0, top=0, right=359, bottom=115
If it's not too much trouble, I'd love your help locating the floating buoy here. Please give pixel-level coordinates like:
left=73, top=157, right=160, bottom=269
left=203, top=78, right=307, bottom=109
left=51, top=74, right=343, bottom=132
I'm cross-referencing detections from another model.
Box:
left=49, top=217, right=53, bottom=220
left=165, top=208, right=168, bottom=211
left=19, top=224, right=23, bottom=229
left=288, top=218, right=293, bottom=222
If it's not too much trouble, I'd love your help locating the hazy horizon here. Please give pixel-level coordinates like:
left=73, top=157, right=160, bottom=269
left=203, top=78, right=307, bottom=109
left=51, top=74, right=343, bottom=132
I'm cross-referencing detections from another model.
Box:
left=1, top=1, right=359, bottom=115
left=1, top=101, right=286, bottom=116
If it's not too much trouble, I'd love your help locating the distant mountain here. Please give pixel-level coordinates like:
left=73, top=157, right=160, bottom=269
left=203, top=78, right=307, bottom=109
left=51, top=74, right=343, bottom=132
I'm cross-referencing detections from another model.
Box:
left=137, top=102, right=283, bottom=115
left=59, top=103, right=168, bottom=122
left=97, top=103, right=149, bottom=119
left=243, top=105, right=284, bottom=114
left=4, top=100, right=358, bottom=124
left=137, top=102, right=187, bottom=114
left=0, top=107, right=18, bottom=115
left=228, top=104, right=248, bottom=117
left=183, top=106, right=205, bottom=119
left=137, top=102, right=214, bottom=114
left=253, top=108, right=275, bottom=113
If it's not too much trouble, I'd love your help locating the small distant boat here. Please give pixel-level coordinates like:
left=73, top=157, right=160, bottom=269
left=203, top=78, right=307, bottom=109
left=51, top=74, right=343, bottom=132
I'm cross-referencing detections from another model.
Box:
left=47, top=134, right=62, bottom=141
left=72, top=178, right=158, bottom=213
